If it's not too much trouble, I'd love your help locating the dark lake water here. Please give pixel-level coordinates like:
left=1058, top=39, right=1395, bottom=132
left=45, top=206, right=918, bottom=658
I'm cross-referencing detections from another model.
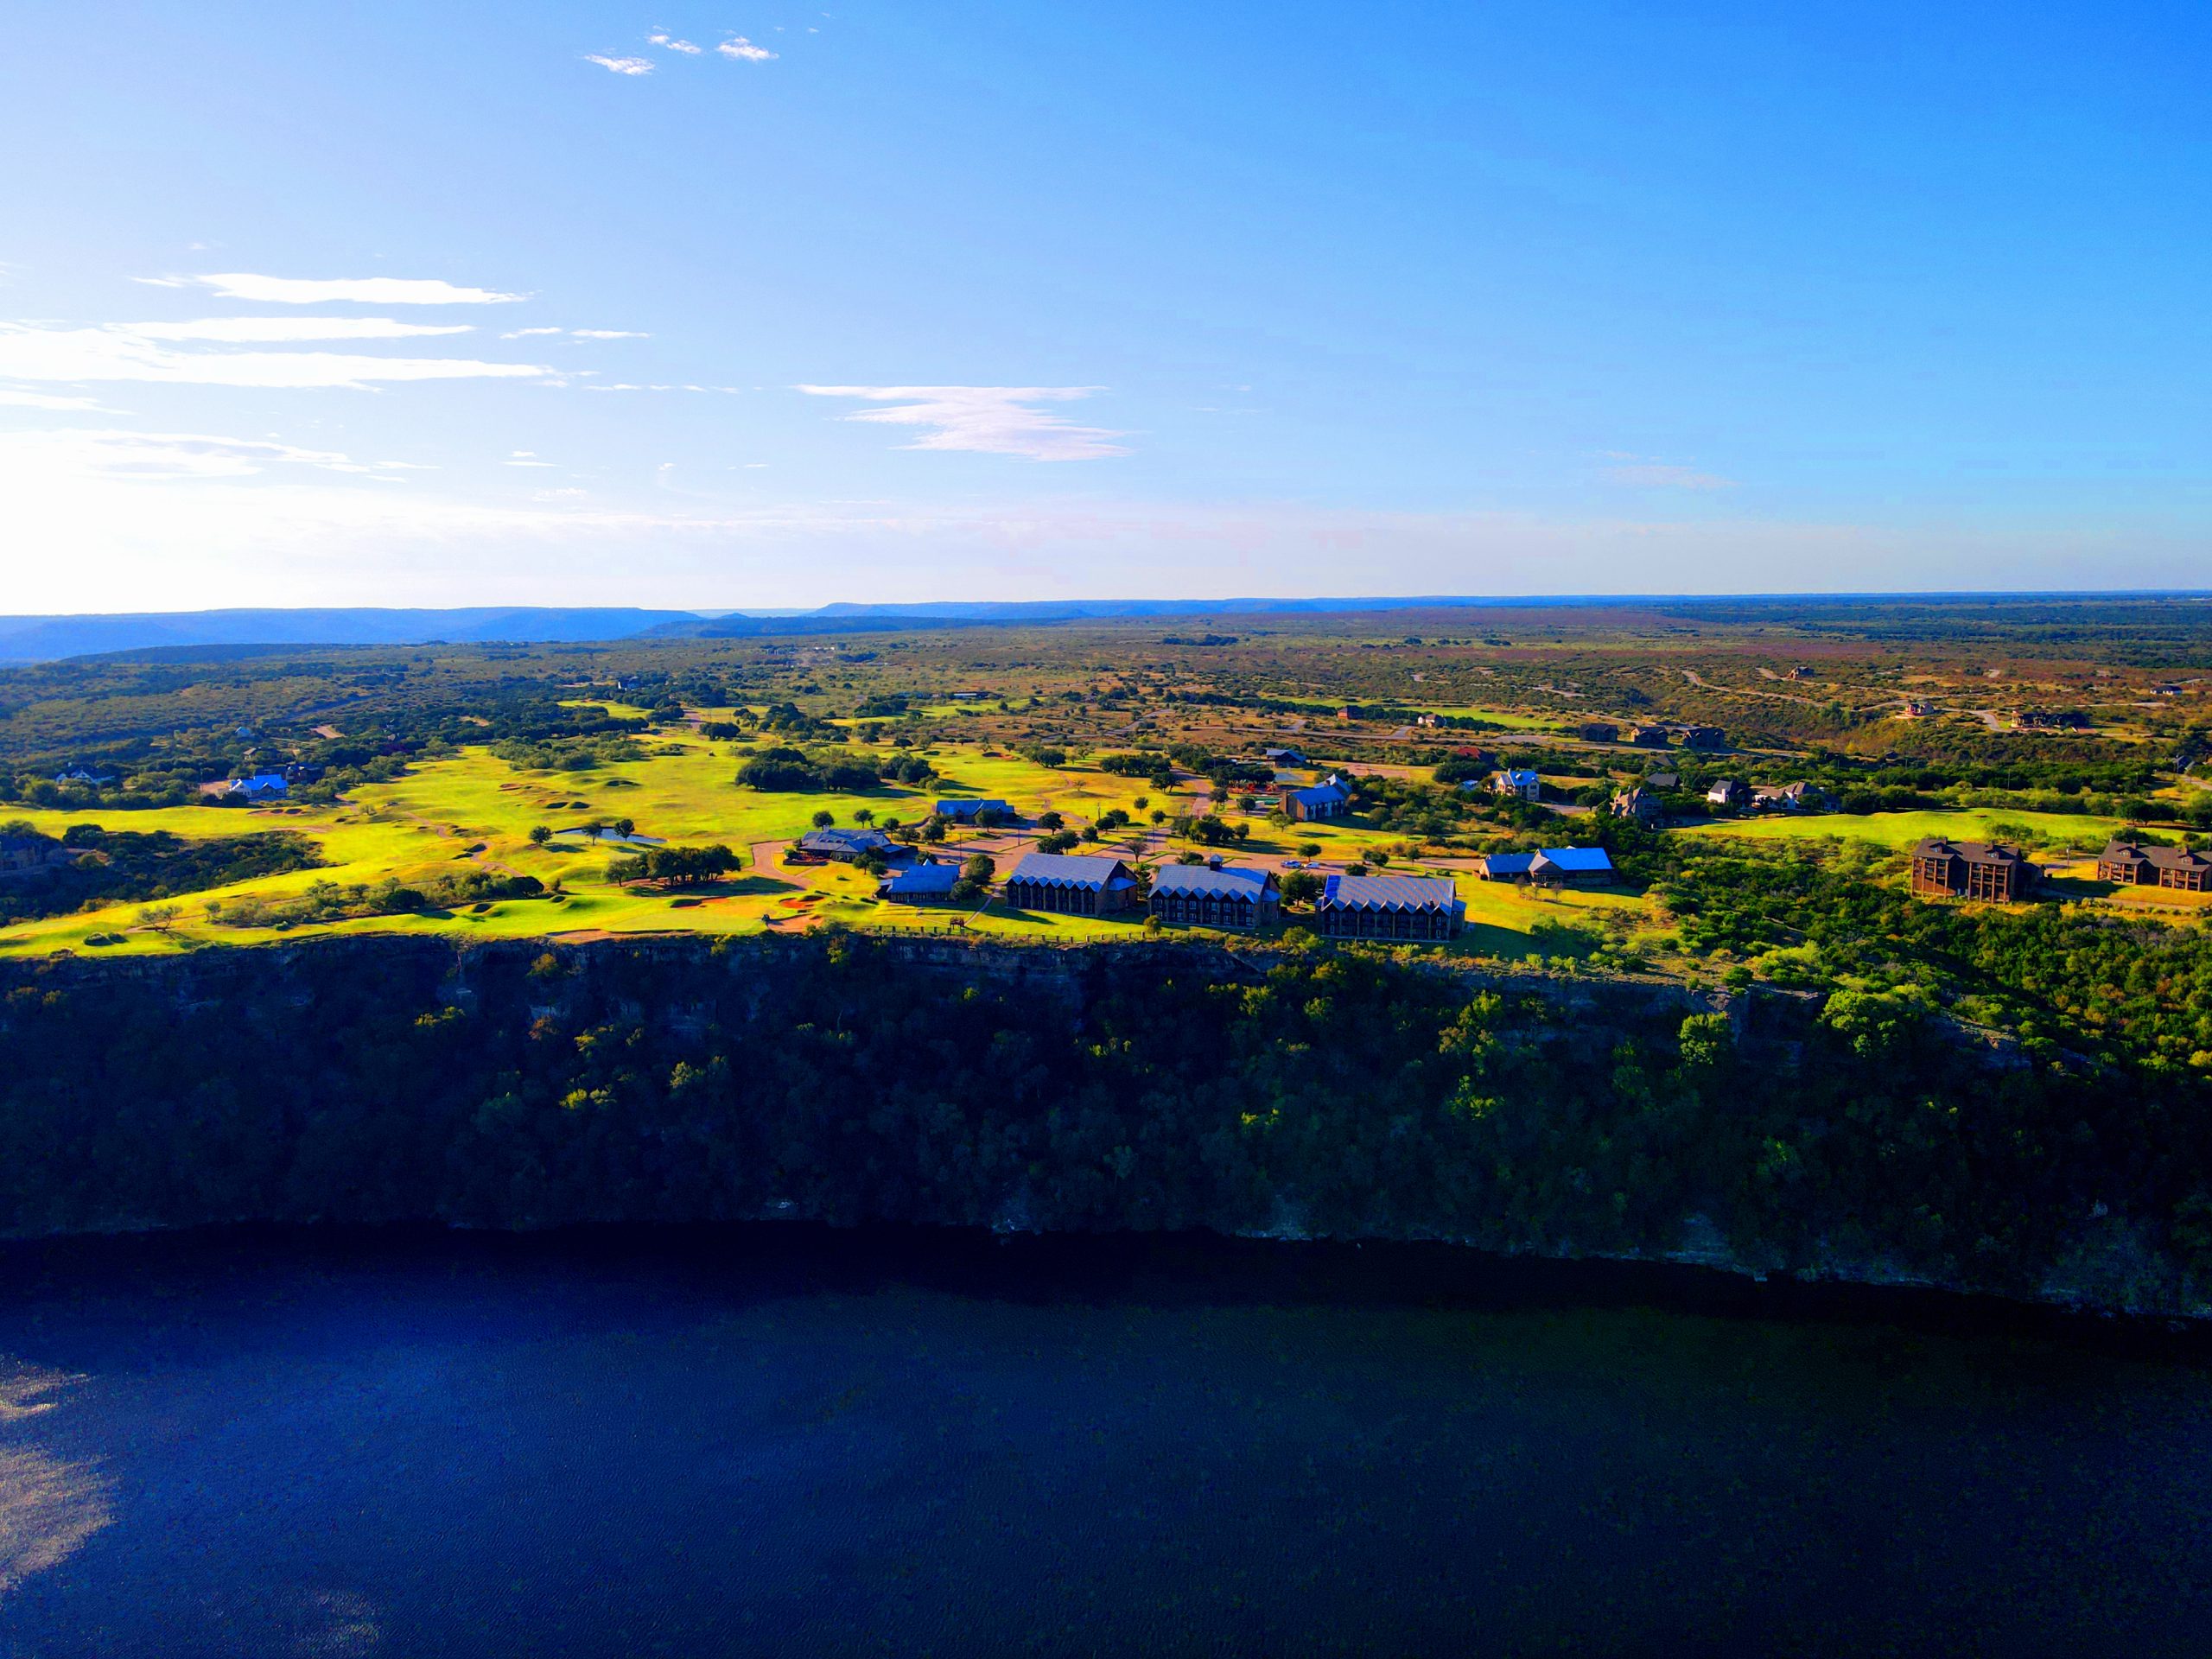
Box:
left=0, top=1226, right=2208, bottom=1656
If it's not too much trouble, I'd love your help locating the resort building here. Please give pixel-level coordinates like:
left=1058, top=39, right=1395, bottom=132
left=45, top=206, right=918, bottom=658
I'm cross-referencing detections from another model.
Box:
left=1148, top=861, right=1281, bottom=930
left=797, top=826, right=901, bottom=862
left=1312, top=873, right=1462, bottom=940
left=2096, top=841, right=2212, bottom=892
left=931, top=798, right=1014, bottom=824
left=877, top=860, right=961, bottom=902
left=1611, top=786, right=1663, bottom=825
left=1910, top=839, right=2039, bottom=902
left=1477, top=847, right=1616, bottom=886
left=1002, top=851, right=1140, bottom=915
left=1750, top=782, right=1836, bottom=812
left=1285, top=775, right=1353, bottom=822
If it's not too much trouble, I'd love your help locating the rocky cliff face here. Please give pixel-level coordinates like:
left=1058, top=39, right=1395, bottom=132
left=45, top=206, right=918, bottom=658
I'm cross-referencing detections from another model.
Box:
left=0, top=934, right=2200, bottom=1319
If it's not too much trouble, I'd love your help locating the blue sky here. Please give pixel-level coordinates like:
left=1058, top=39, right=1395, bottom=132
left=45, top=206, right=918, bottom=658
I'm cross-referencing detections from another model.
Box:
left=3, top=2, right=2207, bottom=610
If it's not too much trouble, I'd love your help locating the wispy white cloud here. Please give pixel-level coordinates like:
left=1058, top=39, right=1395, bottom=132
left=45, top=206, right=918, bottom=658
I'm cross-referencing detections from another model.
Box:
left=0, top=388, right=110, bottom=410
left=796, top=385, right=1128, bottom=461
left=1602, top=454, right=1734, bottom=490
left=648, top=32, right=702, bottom=54
left=0, top=322, right=554, bottom=389
left=717, top=36, right=777, bottom=60
left=138, top=273, right=526, bottom=305
left=586, top=54, right=655, bottom=75
left=0, top=428, right=421, bottom=480
left=501, top=327, right=566, bottom=339
left=121, top=317, right=474, bottom=342
left=571, top=328, right=647, bottom=340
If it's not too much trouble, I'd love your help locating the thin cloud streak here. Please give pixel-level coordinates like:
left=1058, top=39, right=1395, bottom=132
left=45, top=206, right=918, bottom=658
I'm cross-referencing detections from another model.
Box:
left=0, top=389, right=109, bottom=410
left=121, top=317, right=474, bottom=342
left=797, top=385, right=1129, bottom=461
left=0, top=323, right=553, bottom=389
left=717, top=37, right=777, bottom=60
left=0, top=428, right=421, bottom=480
left=143, top=274, right=526, bottom=305
left=585, top=54, right=655, bottom=75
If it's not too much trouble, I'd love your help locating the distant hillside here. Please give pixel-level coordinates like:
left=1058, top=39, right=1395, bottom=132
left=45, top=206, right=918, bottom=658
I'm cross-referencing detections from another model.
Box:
left=0, top=607, right=702, bottom=664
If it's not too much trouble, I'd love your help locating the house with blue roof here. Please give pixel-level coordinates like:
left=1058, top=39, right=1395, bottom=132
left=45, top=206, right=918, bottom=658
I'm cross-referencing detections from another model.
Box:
left=877, top=859, right=962, bottom=902
left=1313, top=873, right=1461, bottom=940
left=1148, top=861, right=1280, bottom=930
left=1492, top=767, right=1541, bottom=802
left=1285, top=774, right=1353, bottom=822
left=1476, top=846, right=1615, bottom=886
left=222, top=772, right=289, bottom=802
left=932, top=798, right=1014, bottom=824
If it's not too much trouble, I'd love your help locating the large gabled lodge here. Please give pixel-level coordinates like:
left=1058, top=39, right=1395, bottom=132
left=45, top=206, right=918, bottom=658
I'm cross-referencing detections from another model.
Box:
left=1002, top=851, right=1139, bottom=914
left=1149, top=861, right=1280, bottom=930
left=2096, top=839, right=2212, bottom=892
left=1312, top=873, right=1462, bottom=939
left=1910, top=838, right=2038, bottom=901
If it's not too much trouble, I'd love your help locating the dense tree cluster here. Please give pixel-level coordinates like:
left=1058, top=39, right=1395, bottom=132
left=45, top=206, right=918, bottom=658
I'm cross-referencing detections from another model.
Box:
left=0, top=823, right=322, bottom=925
left=607, top=845, right=741, bottom=887
left=733, top=745, right=934, bottom=793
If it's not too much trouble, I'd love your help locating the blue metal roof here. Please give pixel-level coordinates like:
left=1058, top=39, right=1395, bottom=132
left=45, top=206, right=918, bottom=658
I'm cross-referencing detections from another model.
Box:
left=1150, top=862, right=1276, bottom=899
left=932, top=798, right=1009, bottom=818
left=1319, top=873, right=1459, bottom=911
left=880, top=861, right=960, bottom=894
left=1533, top=846, right=1613, bottom=874
left=1007, top=851, right=1135, bottom=890
left=1480, top=852, right=1536, bottom=877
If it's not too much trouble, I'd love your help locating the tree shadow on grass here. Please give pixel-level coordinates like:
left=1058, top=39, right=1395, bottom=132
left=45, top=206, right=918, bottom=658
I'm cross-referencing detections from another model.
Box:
left=982, top=907, right=1058, bottom=929
left=699, top=876, right=802, bottom=898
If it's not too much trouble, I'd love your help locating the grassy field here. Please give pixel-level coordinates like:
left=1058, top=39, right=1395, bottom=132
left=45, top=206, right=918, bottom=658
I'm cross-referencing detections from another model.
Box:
left=1680, top=808, right=2127, bottom=854
left=19, top=756, right=2175, bottom=963
left=0, top=733, right=1667, bottom=960
left=0, top=739, right=1497, bottom=957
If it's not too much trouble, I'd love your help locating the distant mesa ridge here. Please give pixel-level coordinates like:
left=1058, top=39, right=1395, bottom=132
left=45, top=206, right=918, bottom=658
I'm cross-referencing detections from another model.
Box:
left=3, top=591, right=2208, bottom=663
left=0, top=607, right=702, bottom=664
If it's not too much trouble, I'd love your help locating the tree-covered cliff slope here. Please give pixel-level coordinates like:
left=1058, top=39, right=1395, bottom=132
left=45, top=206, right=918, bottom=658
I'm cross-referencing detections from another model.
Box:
left=2, top=936, right=2206, bottom=1313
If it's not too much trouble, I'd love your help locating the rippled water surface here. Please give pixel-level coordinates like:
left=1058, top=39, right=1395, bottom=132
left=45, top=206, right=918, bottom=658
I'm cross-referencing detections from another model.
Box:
left=0, top=1229, right=2208, bottom=1656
